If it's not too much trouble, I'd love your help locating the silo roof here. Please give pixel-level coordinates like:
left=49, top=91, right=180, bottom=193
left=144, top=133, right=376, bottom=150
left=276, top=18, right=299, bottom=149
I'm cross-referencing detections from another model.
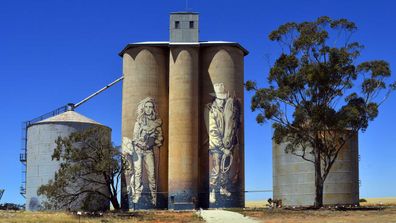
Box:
left=170, top=11, right=199, bottom=15
left=118, top=41, right=249, bottom=56
left=36, top=111, right=103, bottom=126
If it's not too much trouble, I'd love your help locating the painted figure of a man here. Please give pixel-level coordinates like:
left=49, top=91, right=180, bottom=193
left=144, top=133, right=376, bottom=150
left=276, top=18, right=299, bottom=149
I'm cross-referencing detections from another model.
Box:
left=207, top=83, right=240, bottom=203
left=123, top=97, right=163, bottom=205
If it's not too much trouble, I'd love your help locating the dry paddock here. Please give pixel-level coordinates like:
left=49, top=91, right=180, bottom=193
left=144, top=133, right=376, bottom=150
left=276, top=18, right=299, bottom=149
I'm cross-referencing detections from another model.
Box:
left=245, top=197, right=396, bottom=208
left=1, top=198, right=396, bottom=223
left=0, top=210, right=203, bottom=223
left=237, top=207, right=396, bottom=223
left=242, top=198, right=396, bottom=223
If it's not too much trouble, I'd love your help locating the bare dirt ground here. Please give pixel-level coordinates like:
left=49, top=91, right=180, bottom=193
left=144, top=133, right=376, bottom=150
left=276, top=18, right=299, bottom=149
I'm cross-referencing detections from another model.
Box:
left=237, top=207, right=396, bottom=223
left=0, top=210, right=202, bottom=223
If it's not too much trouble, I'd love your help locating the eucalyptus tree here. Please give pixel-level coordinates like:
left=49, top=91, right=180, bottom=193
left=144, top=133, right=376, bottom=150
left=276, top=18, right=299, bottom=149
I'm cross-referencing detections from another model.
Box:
left=246, top=16, right=395, bottom=208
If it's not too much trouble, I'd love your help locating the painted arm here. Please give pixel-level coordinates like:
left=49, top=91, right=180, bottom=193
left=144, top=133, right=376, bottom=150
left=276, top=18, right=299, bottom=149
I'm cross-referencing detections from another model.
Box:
left=209, top=110, right=223, bottom=150
left=132, top=122, right=146, bottom=149
left=154, top=124, right=163, bottom=148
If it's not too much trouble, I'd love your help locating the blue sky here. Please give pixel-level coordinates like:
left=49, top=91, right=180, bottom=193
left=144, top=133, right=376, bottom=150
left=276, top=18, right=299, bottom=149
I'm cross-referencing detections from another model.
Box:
left=1, top=0, right=395, bottom=204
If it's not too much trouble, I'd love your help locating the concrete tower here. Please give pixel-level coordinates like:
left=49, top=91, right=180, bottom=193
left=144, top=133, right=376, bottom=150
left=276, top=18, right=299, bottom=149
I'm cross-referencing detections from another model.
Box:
left=168, top=12, right=200, bottom=209
left=120, top=12, right=248, bottom=210
left=170, top=12, right=199, bottom=42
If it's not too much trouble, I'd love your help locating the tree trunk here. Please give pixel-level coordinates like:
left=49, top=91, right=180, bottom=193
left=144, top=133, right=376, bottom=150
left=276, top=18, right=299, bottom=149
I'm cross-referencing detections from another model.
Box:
left=110, top=195, right=120, bottom=210
left=106, top=178, right=120, bottom=210
left=313, top=150, right=324, bottom=208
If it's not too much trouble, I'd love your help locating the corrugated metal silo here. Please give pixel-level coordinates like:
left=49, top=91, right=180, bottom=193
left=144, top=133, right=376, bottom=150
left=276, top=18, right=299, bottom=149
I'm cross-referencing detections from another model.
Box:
left=273, top=132, right=359, bottom=206
left=25, top=111, right=111, bottom=211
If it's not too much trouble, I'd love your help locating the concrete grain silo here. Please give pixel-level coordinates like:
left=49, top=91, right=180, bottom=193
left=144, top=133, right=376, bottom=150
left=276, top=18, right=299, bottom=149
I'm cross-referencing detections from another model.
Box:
left=25, top=110, right=111, bottom=211
left=273, top=132, right=359, bottom=206
left=120, top=45, right=169, bottom=210
left=199, top=45, right=245, bottom=208
left=168, top=46, right=199, bottom=209
left=119, top=12, right=248, bottom=210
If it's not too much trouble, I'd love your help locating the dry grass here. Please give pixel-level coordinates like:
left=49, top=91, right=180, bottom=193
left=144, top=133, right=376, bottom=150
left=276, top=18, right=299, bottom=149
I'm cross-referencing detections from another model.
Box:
left=0, top=210, right=202, bottom=223
left=245, top=200, right=270, bottom=208
left=2, top=198, right=395, bottom=223
left=245, top=197, right=396, bottom=208
left=362, top=197, right=396, bottom=206
left=238, top=207, right=396, bottom=223
left=243, top=198, right=396, bottom=222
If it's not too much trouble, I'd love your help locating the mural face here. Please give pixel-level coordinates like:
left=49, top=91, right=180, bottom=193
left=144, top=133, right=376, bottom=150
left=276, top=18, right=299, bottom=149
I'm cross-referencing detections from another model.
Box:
left=207, top=83, right=241, bottom=204
left=122, top=97, right=163, bottom=208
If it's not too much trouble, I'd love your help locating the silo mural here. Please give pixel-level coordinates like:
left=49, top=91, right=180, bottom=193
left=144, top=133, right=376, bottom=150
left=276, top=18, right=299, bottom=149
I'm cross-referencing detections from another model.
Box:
left=119, top=12, right=248, bottom=210
left=123, top=97, right=164, bottom=206
left=207, top=83, right=241, bottom=204
left=200, top=46, right=245, bottom=208
left=23, top=11, right=249, bottom=211
left=120, top=46, right=169, bottom=210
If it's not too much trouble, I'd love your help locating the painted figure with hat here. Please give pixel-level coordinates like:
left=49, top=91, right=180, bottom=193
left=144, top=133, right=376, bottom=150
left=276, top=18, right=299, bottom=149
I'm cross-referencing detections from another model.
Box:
left=206, top=83, right=241, bottom=204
